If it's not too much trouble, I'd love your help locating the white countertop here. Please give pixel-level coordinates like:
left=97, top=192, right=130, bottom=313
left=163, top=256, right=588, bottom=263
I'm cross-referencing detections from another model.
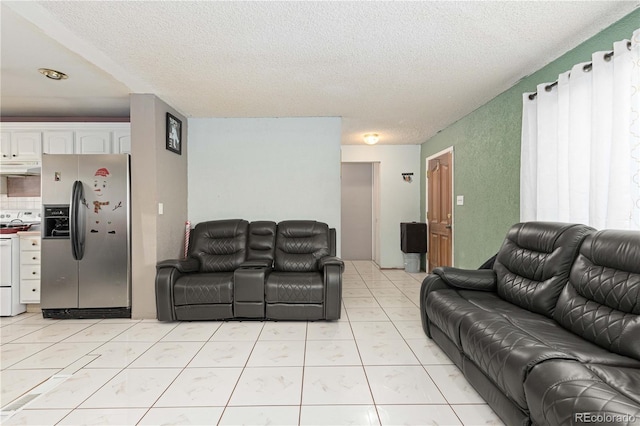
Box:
left=17, top=231, right=41, bottom=236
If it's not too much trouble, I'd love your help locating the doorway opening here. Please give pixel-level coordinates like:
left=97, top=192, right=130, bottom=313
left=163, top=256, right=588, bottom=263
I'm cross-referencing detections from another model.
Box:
left=341, top=162, right=380, bottom=265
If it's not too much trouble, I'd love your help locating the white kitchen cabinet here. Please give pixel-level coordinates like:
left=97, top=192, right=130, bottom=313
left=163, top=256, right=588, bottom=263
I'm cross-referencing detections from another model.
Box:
left=75, top=131, right=112, bottom=154
left=43, top=131, right=75, bottom=154
left=1, top=124, right=131, bottom=157
left=0, top=132, right=42, bottom=161
left=19, top=234, right=41, bottom=304
left=113, top=131, right=131, bottom=154
left=0, top=132, right=10, bottom=159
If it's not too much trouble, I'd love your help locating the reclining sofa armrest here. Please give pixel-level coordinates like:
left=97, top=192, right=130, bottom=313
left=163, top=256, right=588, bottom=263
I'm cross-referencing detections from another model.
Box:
left=155, top=257, right=199, bottom=322
left=323, top=261, right=343, bottom=320
left=419, top=267, right=497, bottom=338
left=420, top=274, right=452, bottom=338
left=318, top=256, right=345, bottom=272
left=319, top=256, right=344, bottom=320
left=156, top=257, right=200, bottom=273
left=433, top=267, right=497, bottom=292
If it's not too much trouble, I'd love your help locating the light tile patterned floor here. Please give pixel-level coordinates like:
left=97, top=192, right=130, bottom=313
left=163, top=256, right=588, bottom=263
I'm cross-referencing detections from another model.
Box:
left=0, top=261, right=504, bottom=425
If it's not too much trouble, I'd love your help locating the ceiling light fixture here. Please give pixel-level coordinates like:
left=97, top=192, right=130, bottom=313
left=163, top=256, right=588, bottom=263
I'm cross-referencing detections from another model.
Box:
left=363, top=133, right=379, bottom=145
left=38, top=68, right=68, bottom=80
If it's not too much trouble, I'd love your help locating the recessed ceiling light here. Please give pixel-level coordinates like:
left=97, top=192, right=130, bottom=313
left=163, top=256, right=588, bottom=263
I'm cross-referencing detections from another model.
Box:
left=363, top=133, right=379, bottom=145
left=38, top=68, right=68, bottom=80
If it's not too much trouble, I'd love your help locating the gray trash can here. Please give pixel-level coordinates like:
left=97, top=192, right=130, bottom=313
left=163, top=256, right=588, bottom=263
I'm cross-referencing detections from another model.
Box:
left=403, top=253, right=420, bottom=273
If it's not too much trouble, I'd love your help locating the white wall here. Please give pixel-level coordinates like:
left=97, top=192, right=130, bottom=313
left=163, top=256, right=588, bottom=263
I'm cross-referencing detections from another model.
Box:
left=188, top=117, right=342, bottom=252
left=341, top=145, right=421, bottom=268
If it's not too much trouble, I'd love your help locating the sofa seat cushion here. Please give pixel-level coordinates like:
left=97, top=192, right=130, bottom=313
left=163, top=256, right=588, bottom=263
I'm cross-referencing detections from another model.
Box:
left=495, top=313, right=640, bottom=368
left=457, top=290, right=549, bottom=317
left=426, top=289, right=504, bottom=347
left=586, top=364, right=640, bottom=404
left=524, top=360, right=640, bottom=426
left=428, top=288, right=640, bottom=368
left=460, top=314, right=574, bottom=409
left=174, top=273, right=234, bottom=305
left=426, top=288, right=573, bottom=347
left=266, top=272, right=323, bottom=303
left=459, top=308, right=640, bottom=411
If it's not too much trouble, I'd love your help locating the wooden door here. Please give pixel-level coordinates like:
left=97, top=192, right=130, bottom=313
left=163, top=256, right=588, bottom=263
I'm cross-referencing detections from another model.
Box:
left=427, top=151, right=452, bottom=272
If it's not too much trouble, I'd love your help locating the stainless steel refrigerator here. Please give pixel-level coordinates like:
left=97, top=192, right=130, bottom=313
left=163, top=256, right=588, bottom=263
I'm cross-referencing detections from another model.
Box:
left=41, top=154, right=131, bottom=319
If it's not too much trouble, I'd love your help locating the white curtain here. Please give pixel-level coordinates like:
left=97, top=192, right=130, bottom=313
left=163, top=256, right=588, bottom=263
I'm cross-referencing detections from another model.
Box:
left=521, top=28, right=640, bottom=230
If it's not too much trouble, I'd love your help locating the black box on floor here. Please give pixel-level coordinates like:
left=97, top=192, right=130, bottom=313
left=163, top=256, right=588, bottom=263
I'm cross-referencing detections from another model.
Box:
left=400, top=222, right=427, bottom=253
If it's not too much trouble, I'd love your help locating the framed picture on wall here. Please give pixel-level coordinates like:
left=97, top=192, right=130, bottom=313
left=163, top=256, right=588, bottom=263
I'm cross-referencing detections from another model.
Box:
left=166, top=112, right=182, bottom=155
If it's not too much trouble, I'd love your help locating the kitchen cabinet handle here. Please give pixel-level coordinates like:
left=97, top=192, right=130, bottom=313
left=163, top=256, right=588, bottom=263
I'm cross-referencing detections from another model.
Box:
left=32, top=288, right=36, bottom=292
left=32, top=271, right=36, bottom=275
left=32, top=256, right=37, bottom=260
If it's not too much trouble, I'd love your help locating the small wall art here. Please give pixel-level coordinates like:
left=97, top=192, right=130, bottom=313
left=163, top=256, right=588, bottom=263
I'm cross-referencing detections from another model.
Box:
left=166, top=112, right=182, bottom=155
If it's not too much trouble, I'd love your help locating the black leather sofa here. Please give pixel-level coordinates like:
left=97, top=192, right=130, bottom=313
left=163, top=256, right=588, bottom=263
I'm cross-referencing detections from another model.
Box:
left=420, top=222, right=640, bottom=426
left=156, top=219, right=344, bottom=322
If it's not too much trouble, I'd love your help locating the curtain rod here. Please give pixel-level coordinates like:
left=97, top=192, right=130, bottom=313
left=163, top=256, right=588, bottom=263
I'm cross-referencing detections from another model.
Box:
left=528, top=40, right=631, bottom=101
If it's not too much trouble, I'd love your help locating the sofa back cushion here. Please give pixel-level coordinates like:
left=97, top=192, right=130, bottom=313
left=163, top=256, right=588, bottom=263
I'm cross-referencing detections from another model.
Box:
left=190, top=219, right=248, bottom=272
left=554, top=230, right=640, bottom=360
left=274, top=221, right=330, bottom=272
left=494, top=222, right=594, bottom=318
left=247, top=221, right=277, bottom=264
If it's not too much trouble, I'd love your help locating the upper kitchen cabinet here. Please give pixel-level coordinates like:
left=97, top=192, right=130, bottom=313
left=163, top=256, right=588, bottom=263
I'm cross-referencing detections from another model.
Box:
left=1, top=131, right=42, bottom=160
left=43, top=131, right=74, bottom=154
left=2, top=123, right=131, bottom=156
left=75, top=130, right=112, bottom=154
left=0, top=132, right=9, bottom=158
left=113, top=131, right=131, bottom=154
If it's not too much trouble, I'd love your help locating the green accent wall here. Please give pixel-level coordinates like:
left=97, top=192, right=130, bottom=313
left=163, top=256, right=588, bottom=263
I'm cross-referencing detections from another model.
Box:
left=420, top=9, right=640, bottom=269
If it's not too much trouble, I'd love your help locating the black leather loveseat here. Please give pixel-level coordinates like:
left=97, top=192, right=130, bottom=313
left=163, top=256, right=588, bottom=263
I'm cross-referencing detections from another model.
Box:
left=420, top=222, right=640, bottom=426
left=156, top=219, right=344, bottom=322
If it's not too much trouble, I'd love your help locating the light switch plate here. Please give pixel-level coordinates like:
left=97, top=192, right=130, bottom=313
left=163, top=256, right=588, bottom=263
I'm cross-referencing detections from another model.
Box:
left=158, top=202, right=164, bottom=215
left=456, top=195, right=464, bottom=206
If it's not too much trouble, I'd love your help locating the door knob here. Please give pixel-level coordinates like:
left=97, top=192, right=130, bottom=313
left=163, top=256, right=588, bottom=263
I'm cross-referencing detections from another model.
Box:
left=445, top=225, right=452, bottom=229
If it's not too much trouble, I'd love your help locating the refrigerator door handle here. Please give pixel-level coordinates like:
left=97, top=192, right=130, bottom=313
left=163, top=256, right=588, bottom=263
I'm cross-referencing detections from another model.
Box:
left=70, top=180, right=86, bottom=260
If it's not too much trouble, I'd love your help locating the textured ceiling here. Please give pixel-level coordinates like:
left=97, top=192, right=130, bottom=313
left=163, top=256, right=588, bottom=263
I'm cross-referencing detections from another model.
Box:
left=2, top=1, right=638, bottom=145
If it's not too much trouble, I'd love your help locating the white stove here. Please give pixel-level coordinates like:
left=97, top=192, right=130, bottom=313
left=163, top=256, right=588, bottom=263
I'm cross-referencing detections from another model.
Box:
left=0, top=209, right=42, bottom=227
left=0, top=209, right=40, bottom=316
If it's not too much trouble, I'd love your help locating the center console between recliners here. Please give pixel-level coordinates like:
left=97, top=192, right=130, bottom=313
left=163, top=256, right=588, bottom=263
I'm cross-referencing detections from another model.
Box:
left=155, top=219, right=344, bottom=322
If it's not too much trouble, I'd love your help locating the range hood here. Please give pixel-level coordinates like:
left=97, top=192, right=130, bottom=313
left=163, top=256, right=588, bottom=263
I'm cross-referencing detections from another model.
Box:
left=0, top=161, right=42, bottom=176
